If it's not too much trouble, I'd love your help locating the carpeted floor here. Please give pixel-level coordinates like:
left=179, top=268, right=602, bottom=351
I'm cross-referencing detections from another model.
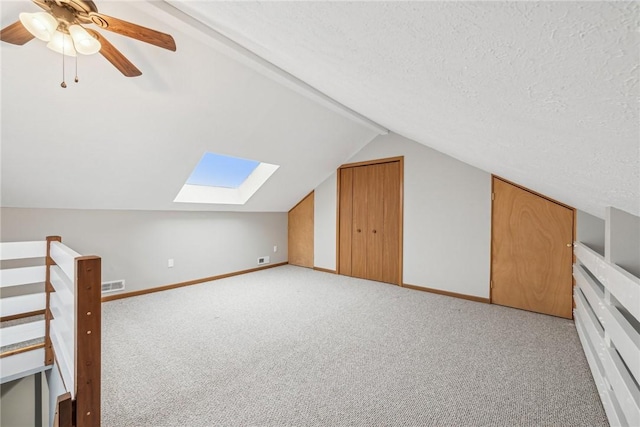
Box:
left=101, top=265, right=608, bottom=426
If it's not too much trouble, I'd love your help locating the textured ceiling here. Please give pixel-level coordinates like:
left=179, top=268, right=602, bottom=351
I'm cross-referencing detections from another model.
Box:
left=1, top=1, right=638, bottom=217
left=168, top=1, right=640, bottom=218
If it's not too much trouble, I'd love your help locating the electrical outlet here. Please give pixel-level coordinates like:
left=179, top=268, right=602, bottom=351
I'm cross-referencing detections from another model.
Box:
left=273, top=245, right=278, bottom=253
left=258, top=256, right=270, bottom=265
left=168, top=258, right=174, bottom=268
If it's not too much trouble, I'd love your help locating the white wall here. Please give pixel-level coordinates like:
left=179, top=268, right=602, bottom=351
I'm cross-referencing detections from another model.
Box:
left=313, top=174, right=337, bottom=270
left=0, top=208, right=287, bottom=294
left=314, top=133, right=492, bottom=298
left=577, top=210, right=605, bottom=256
left=606, top=206, right=640, bottom=278
left=1, top=374, right=47, bottom=427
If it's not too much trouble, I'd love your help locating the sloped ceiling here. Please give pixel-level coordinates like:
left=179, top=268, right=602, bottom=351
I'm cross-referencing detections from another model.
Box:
left=1, top=1, right=638, bottom=218
left=166, top=0, right=639, bottom=218
left=0, top=1, right=381, bottom=212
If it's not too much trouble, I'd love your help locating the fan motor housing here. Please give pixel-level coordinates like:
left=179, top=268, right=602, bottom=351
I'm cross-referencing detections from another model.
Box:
left=56, top=0, right=98, bottom=15
left=44, top=0, right=98, bottom=25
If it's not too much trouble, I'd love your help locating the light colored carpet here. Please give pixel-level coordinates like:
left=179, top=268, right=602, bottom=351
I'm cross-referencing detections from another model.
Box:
left=102, top=265, right=608, bottom=427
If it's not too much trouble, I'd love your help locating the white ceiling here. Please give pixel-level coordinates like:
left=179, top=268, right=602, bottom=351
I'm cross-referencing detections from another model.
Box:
left=1, top=1, right=638, bottom=218
left=0, top=1, right=380, bottom=212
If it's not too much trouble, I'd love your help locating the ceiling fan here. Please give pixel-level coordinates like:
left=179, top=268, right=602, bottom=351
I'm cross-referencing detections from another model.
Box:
left=0, top=0, right=176, bottom=79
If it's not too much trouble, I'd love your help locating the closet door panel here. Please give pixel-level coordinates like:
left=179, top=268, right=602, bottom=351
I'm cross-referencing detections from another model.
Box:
left=338, top=168, right=354, bottom=276
left=351, top=166, right=369, bottom=279
left=367, top=164, right=385, bottom=282
left=382, top=161, right=401, bottom=284
left=288, top=192, right=314, bottom=268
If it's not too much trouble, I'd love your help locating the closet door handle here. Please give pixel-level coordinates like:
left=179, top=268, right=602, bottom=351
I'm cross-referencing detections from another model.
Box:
left=372, top=230, right=377, bottom=234
left=357, top=229, right=361, bottom=233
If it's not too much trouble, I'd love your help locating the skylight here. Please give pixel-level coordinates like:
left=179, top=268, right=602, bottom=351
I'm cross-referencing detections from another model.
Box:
left=174, top=152, right=279, bottom=205
left=186, top=153, right=260, bottom=189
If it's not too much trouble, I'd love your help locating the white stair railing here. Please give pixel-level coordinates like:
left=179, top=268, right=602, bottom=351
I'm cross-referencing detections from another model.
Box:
left=573, top=242, right=640, bottom=427
left=0, top=240, right=48, bottom=384
left=0, top=237, right=101, bottom=427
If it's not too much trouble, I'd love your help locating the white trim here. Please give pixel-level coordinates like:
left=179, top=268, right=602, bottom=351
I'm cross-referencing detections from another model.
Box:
left=0, top=266, right=46, bottom=288
left=575, top=242, right=640, bottom=321
left=0, top=293, right=46, bottom=318
left=575, top=310, right=623, bottom=427
left=50, top=242, right=80, bottom=284
left=0, top=320, right=45, bottom=347
left=50, top=266, right=74, bottom=304
left=50, top=324, right=75, bottom=398
left=0, top=348, right=49, bottom=385
left=0, top=241, right=46, bottom=261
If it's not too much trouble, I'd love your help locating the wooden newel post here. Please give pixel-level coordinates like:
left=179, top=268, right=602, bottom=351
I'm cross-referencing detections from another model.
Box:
left=75, top=256, right=101, bottom=427
left=45, top=236, right=62, bottom=366
left=53, top=392, right=73, bottom=427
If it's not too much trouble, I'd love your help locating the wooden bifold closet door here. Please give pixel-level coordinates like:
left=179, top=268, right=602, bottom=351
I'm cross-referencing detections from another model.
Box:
left=338, top=158, right=402, bottom=285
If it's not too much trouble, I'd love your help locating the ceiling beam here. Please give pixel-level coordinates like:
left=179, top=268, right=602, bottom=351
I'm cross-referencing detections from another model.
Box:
left=135, top=0, right=389, bottom=135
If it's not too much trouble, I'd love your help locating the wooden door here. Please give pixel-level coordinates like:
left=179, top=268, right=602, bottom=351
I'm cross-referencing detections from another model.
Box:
left=338, top=157, right=403, bottom=285
left=288, top=192, right=314, bottom=268
left=339, top=168, right=354, bottom=276
left=491, top=178, right=574, bottom=318
left=381, top=162, right=401, bottom=283
left=365, top=163, right=384, bottom=281
left=351, top=166, right=369, bottom=279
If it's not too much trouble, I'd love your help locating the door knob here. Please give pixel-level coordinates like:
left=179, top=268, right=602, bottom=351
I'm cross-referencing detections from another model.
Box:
left=566, top=243, right=573, bottom=247
left=357, top=229, right=361, bottom=233
left=372, top=230, right=377, bottom=234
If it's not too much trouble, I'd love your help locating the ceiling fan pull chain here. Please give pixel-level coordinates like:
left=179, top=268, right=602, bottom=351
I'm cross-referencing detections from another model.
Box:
left=75, top=56, right=79, bottom=83
left=60, top=34, right=67, bottom=88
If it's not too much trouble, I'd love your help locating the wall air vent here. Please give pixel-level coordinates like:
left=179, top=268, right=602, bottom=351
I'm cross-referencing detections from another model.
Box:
left=101, top=280, right=125, bottom=294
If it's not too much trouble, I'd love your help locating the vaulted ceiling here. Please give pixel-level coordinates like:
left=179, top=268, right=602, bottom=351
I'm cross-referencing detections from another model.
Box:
left=1, top=1, right=638, bottom=217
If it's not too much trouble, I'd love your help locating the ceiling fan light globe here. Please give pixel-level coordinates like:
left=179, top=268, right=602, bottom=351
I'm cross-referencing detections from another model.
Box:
left=19, top=12, right=57, bottom=41
left=46, top=31, right=77, bottom=57
left=68, top=25, right=101, bottom=55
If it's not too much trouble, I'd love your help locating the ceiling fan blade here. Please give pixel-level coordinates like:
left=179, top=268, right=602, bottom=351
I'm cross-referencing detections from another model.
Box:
left=0, top=21, right=35, bottom=45
left=88, top=12, right=176, bottom=52
left=86, top=29, right=142, bottom=77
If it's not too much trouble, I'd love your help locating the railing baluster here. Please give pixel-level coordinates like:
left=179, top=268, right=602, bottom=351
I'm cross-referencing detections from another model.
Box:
left=45, top=236, right=61, bottom=367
